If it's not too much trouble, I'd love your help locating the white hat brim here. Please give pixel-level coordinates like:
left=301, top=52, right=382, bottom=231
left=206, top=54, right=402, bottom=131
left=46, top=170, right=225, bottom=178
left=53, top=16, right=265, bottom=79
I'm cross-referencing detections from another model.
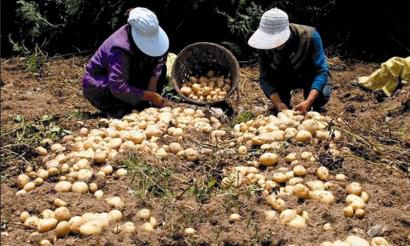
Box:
left=248, top=27, right=290, bottom=50
left=131, top=26, right=169, bottom=57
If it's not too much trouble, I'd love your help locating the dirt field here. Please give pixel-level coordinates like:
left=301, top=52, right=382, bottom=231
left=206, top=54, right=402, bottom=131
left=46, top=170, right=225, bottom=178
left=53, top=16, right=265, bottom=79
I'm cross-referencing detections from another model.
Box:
left=1, top=56, right=409, bottom=245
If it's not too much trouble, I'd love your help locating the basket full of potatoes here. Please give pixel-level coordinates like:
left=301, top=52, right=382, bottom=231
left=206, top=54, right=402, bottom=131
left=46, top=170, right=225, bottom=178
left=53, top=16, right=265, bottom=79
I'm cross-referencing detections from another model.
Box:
left=171, top=42, right=240, bottom=105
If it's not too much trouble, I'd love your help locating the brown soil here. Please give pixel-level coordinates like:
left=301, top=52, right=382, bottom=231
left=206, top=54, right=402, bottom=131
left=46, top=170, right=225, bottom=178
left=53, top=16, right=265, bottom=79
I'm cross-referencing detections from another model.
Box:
left=1, top=57, right=409, bottom=246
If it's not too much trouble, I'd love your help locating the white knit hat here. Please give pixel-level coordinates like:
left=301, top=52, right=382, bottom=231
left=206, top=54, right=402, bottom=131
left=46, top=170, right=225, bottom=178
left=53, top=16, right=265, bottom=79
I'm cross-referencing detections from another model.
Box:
left=128, top=7, right=169, bottom=57
left=248, top=8, right=291, bottom=49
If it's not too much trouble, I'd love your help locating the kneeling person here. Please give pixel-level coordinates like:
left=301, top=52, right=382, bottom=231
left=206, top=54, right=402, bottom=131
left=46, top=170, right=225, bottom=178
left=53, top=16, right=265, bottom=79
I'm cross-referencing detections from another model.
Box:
left=248, top=8, right=330, bottom=114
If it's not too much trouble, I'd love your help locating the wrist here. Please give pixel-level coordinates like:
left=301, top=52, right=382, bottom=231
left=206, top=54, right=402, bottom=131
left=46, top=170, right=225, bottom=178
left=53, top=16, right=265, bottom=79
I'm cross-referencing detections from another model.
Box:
left=143, top=91, right=156, bottom=101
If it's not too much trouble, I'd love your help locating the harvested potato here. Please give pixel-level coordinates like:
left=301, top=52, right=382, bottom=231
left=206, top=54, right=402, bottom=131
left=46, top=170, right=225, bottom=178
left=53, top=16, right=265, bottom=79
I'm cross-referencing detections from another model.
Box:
left=137, top=209, right=151, bottom=220
left=120, top=222, right=136, bottom=233
left=55, top=221, right=71, bottom=237
left=80, top=220, right=103, bottom=235
left=141, top=222, right=154, bottom=232
left=71, top=181, right=89, bottom=193
left=293, top=165, right=306, bottom=176
left=106, top=196, right=124, bottom=209
left=20, top=211, right=30, bottom=223
left=295, top=130, right=313, bottom=143
left=55, top=207, right=71, bottom=221
left=259, top=153, right=279, bottom=166
left=184, top=227, right=196, bottom=235
left=317, top=166, right=329, bottom=181
left=346, top=182, right=362, bottom=195
left=38, top=218, right=58, bottom=232
left=229, top=213, right=241, bottom=223
left=17, top=174, right=30, bottom=189
left=53, top=198, right=67, bottom=207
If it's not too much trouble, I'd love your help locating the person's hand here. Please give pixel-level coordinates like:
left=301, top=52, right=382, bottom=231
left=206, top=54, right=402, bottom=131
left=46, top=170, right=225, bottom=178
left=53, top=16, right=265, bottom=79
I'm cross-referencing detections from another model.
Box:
left=293, top=100, right=312, bottom=115
left=275, top=102, right=289, bottom=112
left=150, top=93, right=166, bottom=107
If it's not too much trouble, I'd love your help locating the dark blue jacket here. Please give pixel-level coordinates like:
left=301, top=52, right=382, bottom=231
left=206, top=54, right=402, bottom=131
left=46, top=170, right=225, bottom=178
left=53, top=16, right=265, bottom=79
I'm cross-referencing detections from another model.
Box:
left=258, top=24, right=329, bottom=97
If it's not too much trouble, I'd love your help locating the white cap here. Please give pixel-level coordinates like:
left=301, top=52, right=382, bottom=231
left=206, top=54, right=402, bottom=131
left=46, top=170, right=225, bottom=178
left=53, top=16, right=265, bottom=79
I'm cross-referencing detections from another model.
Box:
left=128, top=7, right=169, bottom=57
left=248, top=8, right=291, bottom=49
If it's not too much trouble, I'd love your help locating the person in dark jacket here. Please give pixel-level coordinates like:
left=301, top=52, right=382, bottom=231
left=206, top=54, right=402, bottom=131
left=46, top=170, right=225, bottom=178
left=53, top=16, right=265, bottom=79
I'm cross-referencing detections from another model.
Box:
left=248, top=8, right=330, bottom=114
left=82, top=7, right=169, bottom=116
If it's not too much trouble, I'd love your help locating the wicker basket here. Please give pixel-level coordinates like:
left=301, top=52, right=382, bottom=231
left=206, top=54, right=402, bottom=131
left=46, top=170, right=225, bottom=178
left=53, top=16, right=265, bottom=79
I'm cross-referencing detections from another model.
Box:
left=171, top=42, right=240, bottom=105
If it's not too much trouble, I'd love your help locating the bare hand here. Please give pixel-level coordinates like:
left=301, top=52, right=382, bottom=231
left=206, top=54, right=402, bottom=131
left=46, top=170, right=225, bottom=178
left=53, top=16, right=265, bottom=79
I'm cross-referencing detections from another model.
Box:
left=275, top=102, right=289, bottom=112
left=293, top=100, right=312, bottom=115
left=150, top=93, right=166, bottom=107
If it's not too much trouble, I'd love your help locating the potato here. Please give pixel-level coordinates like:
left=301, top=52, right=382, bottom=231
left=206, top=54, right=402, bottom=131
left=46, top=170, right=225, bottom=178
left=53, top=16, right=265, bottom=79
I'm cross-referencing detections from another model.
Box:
left=77, top=169, right=93, bottom=182
left=185, top=148, right=199, bottom=161
left=24, top=216, right=39, bottom=227
left=279, top=209, right=297, bottom=224
left=120, top=222, right=136, bottom=233
left=295, top=130, right=313, bottom=143
left=137, top=209, right=151, bottom=220
left=94, top=190, right=104, bottom=199
left=40, top=240, right=52, bottom=246
left=259, top=153, right=279, bottom=166
left=288, top=215, right=306, bottom=228
left=108, top=138, right=123, bottom=149
left=51, top=143, right=64, bottom=153
left=317, top=166, right=329, bottom=181
left=300, top=151, right=313, bottom=160
left=184, top=227, right=196, bottom=235
left=141, top=222, right=154, bottom=232
left=23, top=182, right=36, bottom=192
left=55, top=221, right=71, bottom=237
left=272, top=198, right=286, bottom=212
left=20, top=211, right=30, bottom=223
left=306, top=180, right=325, bottom=190
left=38, top=218, right=58, bottom=232
left=189, top=76, right=198, bottom=83
left=54, top=198, right=67, bottom=207
left=285, top=152, right=297, bottom=163
left=288, top=177, right=304, bottom=186
left=55, top=207, right=71, bottom=221
left=37, top=169, right=49, bottom=180
left=94, top=151, right=108, bottom=163
left=293, top=165, right=306, bottom=176
left=69, top=216, right=85, bottom=234
left=101, top=165, right=113, bottom=175
left=41, top=209, right=55, bottom=219
left=228, top=213, right=241, bottom=222
left=80, top=220, right=103, bottom=235
left=180, top=86, right=192, bottom=96
left=345, top=235, right=370, bottom=246
left=149, top=217, right=158, bottom=228
left=169, top=142, right=183, bottom=154
left=272, top=172, right=287, bottom=183
left=106, top=196, right=124, bottom=209
left=346, top=182, right=362, bottom=195
left=35, top=146, right=48, bottom=156
left=361, top=191, right=370, bottom=203
left=370, top=237, right=389, bottom=246
left=294, top=184, right=310, bottom=198
left=46, top=160, right=59, bottom=169
left=72, top=181, right=89, bottom=193
left=335, top=174, right=346, bottom=181
left=17, top=174, right=30, bottom=188
left=323, top=223, right=332, bottom=231
left=354, top=208, right=366, bottom=218
left=285, top=171, right=294, bottom=179
left=343, top=205, right=354, bottom=217
left=264, top=210, right=277, bottom=221
left=310, top=190, right=335, bottom=204
left=116, top=168, right=128, bottom=177
left=16, top=190, right=27, bottom=196
left=108, top=209, right=123, bottom=222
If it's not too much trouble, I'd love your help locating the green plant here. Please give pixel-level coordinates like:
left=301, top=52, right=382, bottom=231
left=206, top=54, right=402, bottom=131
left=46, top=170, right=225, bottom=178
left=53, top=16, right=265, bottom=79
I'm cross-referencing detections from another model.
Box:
left=230, top=111, right=254, bottom=127
left=122, top=153, right=174, bottom=198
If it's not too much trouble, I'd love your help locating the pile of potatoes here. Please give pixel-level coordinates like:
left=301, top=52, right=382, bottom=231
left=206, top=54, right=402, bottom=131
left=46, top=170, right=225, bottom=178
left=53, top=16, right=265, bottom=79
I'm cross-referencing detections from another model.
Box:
left=179, top=70, right=232, bottom=102
left=232, top=110, right=342, bottom=153
left=17, top=107, right=226, bottom=195
left=343, top=182, right=370, bottom=218
left=321, top=235, right=390, bottom=246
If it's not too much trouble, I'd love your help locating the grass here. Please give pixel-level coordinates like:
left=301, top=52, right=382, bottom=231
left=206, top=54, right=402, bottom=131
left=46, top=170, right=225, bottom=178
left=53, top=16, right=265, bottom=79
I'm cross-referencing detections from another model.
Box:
left=122, top=153, right=174, bottom=198
left=230, top=111, right=254, bottom=127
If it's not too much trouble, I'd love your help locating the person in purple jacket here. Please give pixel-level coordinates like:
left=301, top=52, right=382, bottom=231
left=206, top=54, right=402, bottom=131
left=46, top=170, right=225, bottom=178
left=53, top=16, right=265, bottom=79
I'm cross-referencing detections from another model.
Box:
left=82, top=7, right=169, bottom=116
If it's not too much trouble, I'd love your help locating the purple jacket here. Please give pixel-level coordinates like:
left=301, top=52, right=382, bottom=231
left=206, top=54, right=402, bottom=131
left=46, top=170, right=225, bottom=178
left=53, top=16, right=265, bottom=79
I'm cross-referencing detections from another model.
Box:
left=82, top=24, right=165, bottom=107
